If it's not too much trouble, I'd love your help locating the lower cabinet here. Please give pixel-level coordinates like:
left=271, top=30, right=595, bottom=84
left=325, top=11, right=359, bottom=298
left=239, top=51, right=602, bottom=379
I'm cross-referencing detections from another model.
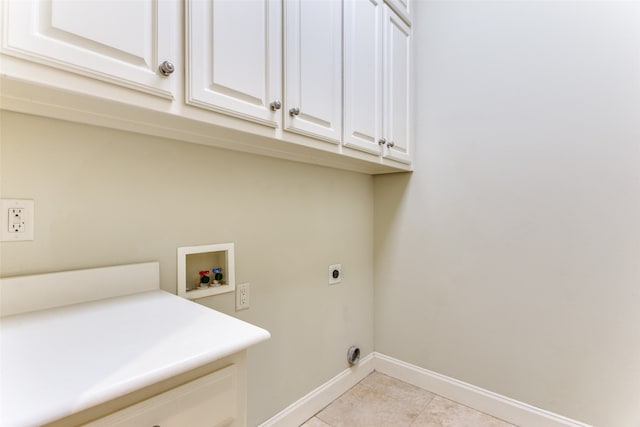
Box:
left=85, top=365, right=241, bottom=427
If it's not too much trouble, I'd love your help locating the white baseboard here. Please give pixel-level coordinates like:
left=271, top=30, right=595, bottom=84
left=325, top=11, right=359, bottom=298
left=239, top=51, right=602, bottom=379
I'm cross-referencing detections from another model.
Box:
left=258, top=352, right=375, bottom=427
left=258, top=352, right=592, bottom=427
left=373, top=353, right=591, bottom=427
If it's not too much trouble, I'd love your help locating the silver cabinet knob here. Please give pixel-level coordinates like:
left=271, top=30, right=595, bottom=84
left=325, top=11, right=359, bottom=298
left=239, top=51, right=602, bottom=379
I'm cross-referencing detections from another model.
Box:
left=387, top=140, right=395, bottom=148
left=378, top=138, right=387, bottom=146
left=289, top=107, right=300, bottom=117
left=270, top=100, right=282, bottom=111
left=158, top=61, right=175, bottom=76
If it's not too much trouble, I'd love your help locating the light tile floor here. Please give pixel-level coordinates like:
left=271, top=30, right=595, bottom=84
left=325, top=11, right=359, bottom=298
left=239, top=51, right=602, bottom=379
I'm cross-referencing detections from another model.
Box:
left=300, top=372, right=517, bottom=427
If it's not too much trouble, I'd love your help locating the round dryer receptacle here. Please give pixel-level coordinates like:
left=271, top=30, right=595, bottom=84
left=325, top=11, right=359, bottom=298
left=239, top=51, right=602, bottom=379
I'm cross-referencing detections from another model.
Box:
left=347, top=346, right=360, bottom=366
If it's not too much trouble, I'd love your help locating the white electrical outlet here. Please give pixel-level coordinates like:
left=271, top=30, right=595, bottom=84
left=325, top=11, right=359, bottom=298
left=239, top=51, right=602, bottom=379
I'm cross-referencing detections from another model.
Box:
left=236, top=283, right=250, bottom=310
left=1, top=199, right=34, bottom=242
left=9, top=208, right=25, bottom=233
left=329, top=264, right=342, bottom=285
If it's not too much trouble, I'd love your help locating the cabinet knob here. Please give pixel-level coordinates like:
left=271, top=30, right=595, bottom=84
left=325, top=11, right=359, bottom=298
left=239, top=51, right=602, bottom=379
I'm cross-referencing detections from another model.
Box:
left=378, top=138, right=387, bottom=146
left=289, top=107, right=300, bottom=117
left=387, top=140, right=395, bottom=148
left=270, top=100, right=282, bottom=111
left=158, top=60, right=175, bottom=76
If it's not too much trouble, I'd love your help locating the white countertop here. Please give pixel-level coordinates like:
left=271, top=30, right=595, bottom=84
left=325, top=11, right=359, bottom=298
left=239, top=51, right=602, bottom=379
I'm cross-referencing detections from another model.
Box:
left=0, top=290, right=270, bottom=427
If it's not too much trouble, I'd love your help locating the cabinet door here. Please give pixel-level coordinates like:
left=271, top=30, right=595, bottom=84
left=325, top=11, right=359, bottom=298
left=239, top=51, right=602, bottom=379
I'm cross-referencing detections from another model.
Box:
left=186, top=0, right=282, bottom=128
left=384, top=0, right=411, bottom=25
left=85, top=365, right=241, bottom=427
left=383, top=6, right=412, bottom=164
left=2, top=0, right=177, bottom=99
left=284, top=0, right=342, bottom=143
left=343, top=0, right=383, bottom=155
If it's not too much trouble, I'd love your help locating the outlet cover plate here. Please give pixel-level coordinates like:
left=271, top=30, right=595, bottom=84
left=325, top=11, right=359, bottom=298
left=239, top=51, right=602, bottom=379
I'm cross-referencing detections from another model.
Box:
left=1, top=199, right=34, bottom=242
left=236, top=283, right=250, bottom=310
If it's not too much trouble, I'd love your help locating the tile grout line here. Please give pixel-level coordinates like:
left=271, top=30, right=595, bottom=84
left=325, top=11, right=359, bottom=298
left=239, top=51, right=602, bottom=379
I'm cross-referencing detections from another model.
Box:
left=368, top=369, right=519, bottom=427
left=369, top=370, right=438, bottom=427
left=314, top=382, right=366, bottom=427
left=303, top=370, right=520, bottom=427
left=408, top=393, right=437, bottom=427
left=360, top=371, right=438, bottom=427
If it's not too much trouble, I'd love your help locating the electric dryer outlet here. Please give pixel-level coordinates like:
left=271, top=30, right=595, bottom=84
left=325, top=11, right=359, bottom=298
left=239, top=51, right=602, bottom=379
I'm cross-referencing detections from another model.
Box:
left=329, top=264, right=342, bottom=285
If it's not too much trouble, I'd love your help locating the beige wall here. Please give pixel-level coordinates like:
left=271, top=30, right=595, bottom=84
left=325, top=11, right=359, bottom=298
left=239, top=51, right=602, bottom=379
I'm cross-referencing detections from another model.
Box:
left=0, top=111, right=375, bottom=426
left=5, top=2, right=640, bottom=426
left=375, top=2, right=640, bottom=426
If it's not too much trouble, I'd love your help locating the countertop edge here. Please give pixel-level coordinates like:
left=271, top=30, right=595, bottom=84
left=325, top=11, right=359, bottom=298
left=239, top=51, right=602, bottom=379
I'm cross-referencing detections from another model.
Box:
left=0, top=290, right=271, bottom=427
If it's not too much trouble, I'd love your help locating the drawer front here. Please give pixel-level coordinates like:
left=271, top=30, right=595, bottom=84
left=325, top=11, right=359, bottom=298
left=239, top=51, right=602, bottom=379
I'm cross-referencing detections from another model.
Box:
left=85, top=365, right=240, bottom=427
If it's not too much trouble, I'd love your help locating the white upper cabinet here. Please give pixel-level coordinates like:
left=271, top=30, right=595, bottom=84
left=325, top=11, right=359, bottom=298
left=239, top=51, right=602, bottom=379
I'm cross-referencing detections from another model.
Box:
left=343, top=0, right=384, bottom=155
left=2, top=0, right=177, bottom=99
left=284, top=0, right=342, bottom=143
left=384, top=0, right=411, bottom=25
left=344, top=1, right=411, bottom=164
left=186, top=0, right=283, bottom=128
left=382, top=6, right=412, bottom=164
left=0, top=0, right=413, bottom=173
